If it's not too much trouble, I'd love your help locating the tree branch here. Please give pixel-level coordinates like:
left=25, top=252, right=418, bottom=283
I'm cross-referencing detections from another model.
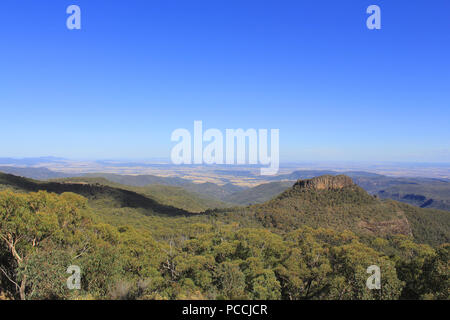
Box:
left=0, top=265, right=20, bottom=291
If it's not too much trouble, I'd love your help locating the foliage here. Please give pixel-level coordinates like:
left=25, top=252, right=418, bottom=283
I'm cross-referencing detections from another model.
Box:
left=0, top=172, right=448, bottom=300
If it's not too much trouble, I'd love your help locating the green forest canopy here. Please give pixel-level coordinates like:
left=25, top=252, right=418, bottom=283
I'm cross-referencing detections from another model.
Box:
left=0, top=173, right=448, bottom=300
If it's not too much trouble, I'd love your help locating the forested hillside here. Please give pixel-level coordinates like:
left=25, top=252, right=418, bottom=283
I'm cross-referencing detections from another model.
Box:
left=0, top=173, right=448, bottom=300
left=51, top=177, right=230, bottom=213
left=271, top=170, right=450, bottom=211
left=0, top=172, right=190, bottom=216
left=244, top=175, right=450, bottom=246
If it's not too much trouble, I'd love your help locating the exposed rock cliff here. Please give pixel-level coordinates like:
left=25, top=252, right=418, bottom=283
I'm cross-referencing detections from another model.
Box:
left=293, top=175, right=354, bottom=190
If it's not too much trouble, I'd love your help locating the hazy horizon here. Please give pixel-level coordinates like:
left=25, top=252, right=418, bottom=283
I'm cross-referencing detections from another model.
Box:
left=1, top=155, right=450, bottom=165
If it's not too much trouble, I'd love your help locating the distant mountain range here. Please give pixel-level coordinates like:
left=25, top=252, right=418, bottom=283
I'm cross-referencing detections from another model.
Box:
left=0, top=166, right=75, bottom=180
left=0, top=157, right=66, bottom=166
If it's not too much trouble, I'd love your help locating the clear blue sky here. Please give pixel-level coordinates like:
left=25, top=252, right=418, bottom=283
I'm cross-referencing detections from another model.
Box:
left=0, top=0, right=449, bottom=162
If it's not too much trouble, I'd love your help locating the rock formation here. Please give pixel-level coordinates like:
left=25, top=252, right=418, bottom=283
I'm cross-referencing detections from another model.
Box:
left=293, top=175, right=354, bottom=190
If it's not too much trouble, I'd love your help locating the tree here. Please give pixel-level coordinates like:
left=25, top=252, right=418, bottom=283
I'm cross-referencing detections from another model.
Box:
left=215, top=262, right=246, bottom=299
left=0, top=191, right=90, bottom=299
left=329, top=241, right=403, bottom=300
left=418, top=243, right=449, bottom=299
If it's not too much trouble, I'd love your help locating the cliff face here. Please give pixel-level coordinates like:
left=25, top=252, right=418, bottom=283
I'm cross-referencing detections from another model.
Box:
left=293, top=175, right=354, bottom=190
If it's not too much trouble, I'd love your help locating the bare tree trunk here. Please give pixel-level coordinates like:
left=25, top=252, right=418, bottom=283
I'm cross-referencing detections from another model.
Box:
left=2, top=234, right=26, bottom=299
left=19, top=275, right=27, bottom=300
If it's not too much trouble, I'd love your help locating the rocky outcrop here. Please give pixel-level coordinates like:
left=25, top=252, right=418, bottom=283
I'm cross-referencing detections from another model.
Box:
left=358, top=217, right=413, bottom=237
left=293, top=175, right=355, bottom=190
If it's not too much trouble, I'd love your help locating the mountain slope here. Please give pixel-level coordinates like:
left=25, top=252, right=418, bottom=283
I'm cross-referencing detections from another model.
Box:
left=246, top=175, right=450, bottom=245
left=0, top=172, right=190, bottom=216
left=375, top=179, right=450, bottom=211
left=52, top=176, right=230, bottom=212
left=266, top=170, right=450, bottom=211
left=84, top=173, right=246, bottom=201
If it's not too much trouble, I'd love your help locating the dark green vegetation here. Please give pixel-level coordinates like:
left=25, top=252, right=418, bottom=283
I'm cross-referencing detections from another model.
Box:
left=273, top=170, right=450, bottom=211
left=0, top=172, right=448, bottom=300
left=245, top=175, right=450, bottom=246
